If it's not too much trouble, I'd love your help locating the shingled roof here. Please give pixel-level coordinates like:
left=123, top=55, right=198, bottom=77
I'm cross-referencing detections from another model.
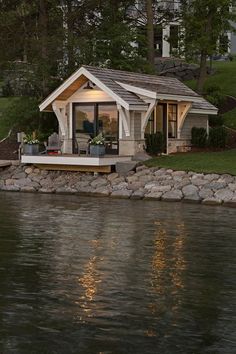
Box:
left=191, top=99, right=217, bottom=112
left=83, top=65, right=200, bottom=98
left=40, top=65, right=217, bottom=114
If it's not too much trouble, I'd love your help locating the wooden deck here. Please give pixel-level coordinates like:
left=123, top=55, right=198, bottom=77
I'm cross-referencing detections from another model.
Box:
left=0, top=160, right=12, bottom=168
left=21, top=154, right=132, bottom=173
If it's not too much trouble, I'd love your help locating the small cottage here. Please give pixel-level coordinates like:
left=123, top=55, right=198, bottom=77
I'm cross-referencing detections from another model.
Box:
left=22, top=65, right=217, bottom=172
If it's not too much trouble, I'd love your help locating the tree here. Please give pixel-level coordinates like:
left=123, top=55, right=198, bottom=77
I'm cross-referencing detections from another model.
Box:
left=180, top=0, right=236, bottom=93
left=86, top=0, right=145, bottom=71
left=130, top=1, right=180, bottom=70
left=146, top=0, right=155, bottom=69
left=0, top=0, right=63, bottom=97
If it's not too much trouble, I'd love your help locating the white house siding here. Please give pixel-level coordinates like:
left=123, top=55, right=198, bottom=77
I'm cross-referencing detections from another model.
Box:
left=230, top=30, right=236, bottom=54
left=180, top=113, right=208, bottom=140
left=66, top=86, right=115, bottom=103
left=119, top=112, right=145, bottom=156
left=132, top=112, right=142, bottom=140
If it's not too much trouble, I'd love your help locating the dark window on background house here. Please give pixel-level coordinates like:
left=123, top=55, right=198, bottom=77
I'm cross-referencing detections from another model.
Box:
left=170, top=25, right=179, bottom=55
left=219, top=34, right=229, bottom=53
left=168, top=104, right=177, bottom=138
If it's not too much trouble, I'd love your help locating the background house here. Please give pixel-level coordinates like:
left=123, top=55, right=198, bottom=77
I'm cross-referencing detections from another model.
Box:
left=131, top=0, right=236, bottom=58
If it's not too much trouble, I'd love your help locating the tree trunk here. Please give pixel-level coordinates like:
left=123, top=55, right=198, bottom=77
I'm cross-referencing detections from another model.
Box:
left=66, top=0, right=75, bottom=73
left=146, top=0, right=155, bottom=70
left=39, top=0, right=48, bottom=96
left=197, top=10, right=214, bottom=94
left=197, top=50, right=207, bottom=94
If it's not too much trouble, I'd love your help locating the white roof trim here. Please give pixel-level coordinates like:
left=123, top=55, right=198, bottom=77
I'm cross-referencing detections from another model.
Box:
left=190, top=108, right=218, bottom=115
left=39, top=67, right=130, bottom=112
left=156, top=94, right=202, bottom=102
left=116, top=81, right=204, bottom=103
left=39, top=66, right=84, bottom=111
left=130, top=104, right=148, bottom=111
left=116, top=81, right=157, bottom=99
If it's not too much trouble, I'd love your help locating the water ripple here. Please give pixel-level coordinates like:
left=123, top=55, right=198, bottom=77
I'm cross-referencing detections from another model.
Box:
left=0, top=192, right=235, bottom=354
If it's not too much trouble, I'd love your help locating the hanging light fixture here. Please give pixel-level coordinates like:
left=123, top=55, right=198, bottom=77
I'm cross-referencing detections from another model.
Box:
left=83, top=81, right=94, bottom=90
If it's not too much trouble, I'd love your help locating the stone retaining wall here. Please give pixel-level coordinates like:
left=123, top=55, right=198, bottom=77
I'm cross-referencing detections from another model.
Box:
left=1, top=162, right=236, bottom=208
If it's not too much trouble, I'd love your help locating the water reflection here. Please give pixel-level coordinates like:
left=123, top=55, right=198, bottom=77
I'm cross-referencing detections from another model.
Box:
left=0, top=192, right=235, bottom=354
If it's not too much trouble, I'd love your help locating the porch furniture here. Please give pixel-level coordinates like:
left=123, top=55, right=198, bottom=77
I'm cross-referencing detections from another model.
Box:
left=76, top=133, right=90, bottom=155
left=46, top=133, right=62, bottom=155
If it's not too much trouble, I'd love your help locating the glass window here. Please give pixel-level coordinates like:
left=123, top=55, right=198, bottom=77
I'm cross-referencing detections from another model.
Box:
left=98, top=104, right=118, bottom=154
left=74, top=105, right=95, bottom=137
left=168, top=104, right=177, bottom=138
left=73, top=103, right=118, bottom=155
left=145, top=111, right=154, bottom=135
left=156, top=105, right=164, bottom=133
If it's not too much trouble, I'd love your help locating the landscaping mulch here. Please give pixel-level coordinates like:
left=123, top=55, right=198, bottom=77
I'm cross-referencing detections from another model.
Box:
left=0, top=137, right=19, bottom=160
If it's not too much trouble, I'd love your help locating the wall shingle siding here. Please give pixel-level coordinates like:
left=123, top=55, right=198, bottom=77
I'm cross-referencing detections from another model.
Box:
left=180, top=113, right=208, bottom=140
left=133, top=112, right=141, bottom=140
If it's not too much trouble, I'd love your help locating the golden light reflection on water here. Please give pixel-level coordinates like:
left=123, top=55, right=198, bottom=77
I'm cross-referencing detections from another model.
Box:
left=78, top=256, right=102, bottom=302
left=151, top=227, right=167, bottom=294
left=151, top=221, right=187, bottom=289
left=76, top=233, right=120, bottom=321
left=76, top=252, right=103, bottom=322
left=171, top=223, right=187, bottom=291
left=145, top=328, right=157, bottom=337
left=149, top=219, right=188, bottom=322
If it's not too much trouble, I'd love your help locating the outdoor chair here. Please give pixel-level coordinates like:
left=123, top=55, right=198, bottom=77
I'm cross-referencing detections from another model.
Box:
left=45, top=132, right=62, bottom=155
left=76, top=133, right=90, bottom=155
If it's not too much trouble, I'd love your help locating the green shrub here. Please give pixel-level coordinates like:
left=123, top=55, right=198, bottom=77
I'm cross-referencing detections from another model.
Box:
left=0, top=97, right=57, bottom=138
left=145, top=132, right=165, bottom=155
left=209, top=114, right=224, bottom=127
left=191, top=127, right=207, bottom=148
left=2, top=81, right=14, bottom=97
left=228, top=53, right=236, bottom=61
left=208, top=127, right=228, bottom=148
left=204, top=84, right=225, bottom=108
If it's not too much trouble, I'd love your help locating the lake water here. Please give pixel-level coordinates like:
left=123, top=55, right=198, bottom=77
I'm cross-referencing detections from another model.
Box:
left=0, top=192, right=235, bottom=354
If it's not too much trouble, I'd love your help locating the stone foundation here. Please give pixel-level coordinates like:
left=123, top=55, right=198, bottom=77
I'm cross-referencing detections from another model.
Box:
left=1, top=162, right=236, bottom=208
left=168, top=139, right=191, bottom=154
left=119, top=139, right=146, bottom=156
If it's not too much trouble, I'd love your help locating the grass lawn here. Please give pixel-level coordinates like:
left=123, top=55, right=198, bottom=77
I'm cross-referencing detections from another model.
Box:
left=145, top=150, right=236, bottom=175
left=185, top=61, right=236, bottom=130
left=186, top=61, right=236, bottom=97
left=222, top=108, right=236, bottom=130
left=0, top=97, right=14, bottom=111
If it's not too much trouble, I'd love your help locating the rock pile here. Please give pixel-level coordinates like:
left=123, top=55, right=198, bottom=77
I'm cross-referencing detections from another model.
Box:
left=155, top=58, right=213, bottom=81
left=1, top=162, right=236, bottom=208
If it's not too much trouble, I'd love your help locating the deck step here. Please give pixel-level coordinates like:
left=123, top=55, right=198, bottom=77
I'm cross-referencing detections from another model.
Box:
left=115, top=161, right=138, bottom=175
left=0, top=160, right=12, bottom=168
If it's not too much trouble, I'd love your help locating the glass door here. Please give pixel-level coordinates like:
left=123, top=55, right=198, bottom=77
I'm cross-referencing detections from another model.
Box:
left=73, top=103, right=119, bottom=155
left=73, top=104, right=95, bottom=153
left=98, top=104, right=118, bottom=155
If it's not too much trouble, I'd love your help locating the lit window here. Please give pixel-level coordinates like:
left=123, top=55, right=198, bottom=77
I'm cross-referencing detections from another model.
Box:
left=168, top=104, right=177, bottom=138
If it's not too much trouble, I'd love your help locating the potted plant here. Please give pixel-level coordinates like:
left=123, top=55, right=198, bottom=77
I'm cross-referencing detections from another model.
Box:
left=89, top=133, right=106, bottom=157
left=23, top=134, right=40, bottom=155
